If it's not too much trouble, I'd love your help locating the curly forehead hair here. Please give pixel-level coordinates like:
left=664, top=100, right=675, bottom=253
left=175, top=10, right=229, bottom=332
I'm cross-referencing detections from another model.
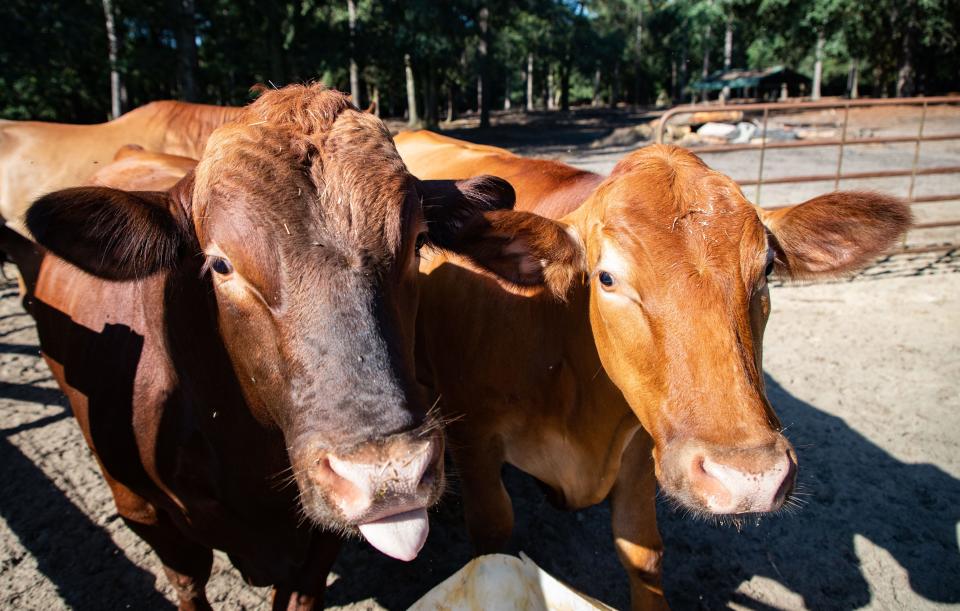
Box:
left=241, top=83, right=354, bottom=146
left=195, top=84, right=412, bottom=254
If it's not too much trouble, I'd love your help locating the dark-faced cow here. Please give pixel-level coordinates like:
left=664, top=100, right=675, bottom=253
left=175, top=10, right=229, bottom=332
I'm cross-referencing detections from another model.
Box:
left=0, top=86, right=557, bottom=610
left=395, top=130, right=912, bottom=609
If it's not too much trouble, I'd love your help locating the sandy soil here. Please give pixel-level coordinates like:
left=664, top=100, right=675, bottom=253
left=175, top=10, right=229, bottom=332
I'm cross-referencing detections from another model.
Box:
left=1, top=108, right=958, bottom=610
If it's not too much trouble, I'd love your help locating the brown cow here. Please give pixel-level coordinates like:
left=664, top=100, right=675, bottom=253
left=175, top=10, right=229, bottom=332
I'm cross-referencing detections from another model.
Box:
left=395, top=130, right=911, bottom=609
left=0, top=100, right=241, bottom=233
left=0, top=86, right=558, bottom=610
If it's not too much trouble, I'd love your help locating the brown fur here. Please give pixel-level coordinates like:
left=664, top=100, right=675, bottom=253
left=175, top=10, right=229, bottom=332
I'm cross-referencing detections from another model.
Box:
left=395, top=129, right=603, bottom=218
left=0, top=100, right=243, bottom=233
left=399, top=133, right=911, bottom=610
left=88, top=145, right=196, bottom=192
left=3, top=85, right=547, bottom=610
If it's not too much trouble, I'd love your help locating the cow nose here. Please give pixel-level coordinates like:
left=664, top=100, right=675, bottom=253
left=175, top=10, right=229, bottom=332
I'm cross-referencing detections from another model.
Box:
left=321, top=433, right=442, bottom=521
left=687, top=441, right=797, bottom=514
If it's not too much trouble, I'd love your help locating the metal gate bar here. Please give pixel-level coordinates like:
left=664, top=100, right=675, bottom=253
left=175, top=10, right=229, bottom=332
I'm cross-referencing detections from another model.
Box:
left=736, top=165, right=960, bottom=186
left=654, top=96, right=960, bottom=254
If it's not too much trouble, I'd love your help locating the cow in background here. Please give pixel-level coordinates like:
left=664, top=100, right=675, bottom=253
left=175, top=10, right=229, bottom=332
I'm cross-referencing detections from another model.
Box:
left=87, top=144, right=196, bottom=192
left=0, top=100, right=241, bottom=234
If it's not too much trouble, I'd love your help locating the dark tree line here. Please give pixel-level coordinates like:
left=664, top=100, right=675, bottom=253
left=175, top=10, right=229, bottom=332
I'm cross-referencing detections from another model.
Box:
left=1, top=0, right=957, bottom=124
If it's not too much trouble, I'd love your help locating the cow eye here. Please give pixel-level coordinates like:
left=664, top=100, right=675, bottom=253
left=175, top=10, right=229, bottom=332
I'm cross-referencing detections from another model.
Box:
left=764, top=249, right=776, bottom=277
left=210, top=257, right=233, bottom=275
left=598, top=270, right=615, bottom=288
left=414, top=232, right=428, bottom=253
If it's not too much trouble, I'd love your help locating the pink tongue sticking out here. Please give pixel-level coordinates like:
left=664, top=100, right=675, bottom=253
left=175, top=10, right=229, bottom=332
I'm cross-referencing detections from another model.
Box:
left=358, top=508, right=429, bottom=561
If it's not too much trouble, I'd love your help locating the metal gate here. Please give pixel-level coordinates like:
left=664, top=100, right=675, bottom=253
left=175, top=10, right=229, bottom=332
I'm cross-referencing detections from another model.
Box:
left=654, top=97, right=960, bottom=254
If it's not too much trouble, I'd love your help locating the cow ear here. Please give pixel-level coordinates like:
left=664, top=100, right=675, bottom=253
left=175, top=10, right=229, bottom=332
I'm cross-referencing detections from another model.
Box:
left=25, top=182, right=193, bottom=281
left=421, top=176, right=585, bottom=298
left=420, top=175, right=515, bottom=243
left=758, top=191, right=911, bottom=280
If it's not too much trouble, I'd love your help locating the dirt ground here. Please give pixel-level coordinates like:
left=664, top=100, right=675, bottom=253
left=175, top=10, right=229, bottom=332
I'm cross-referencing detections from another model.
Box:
left=1, top=104, right=958, bottom=610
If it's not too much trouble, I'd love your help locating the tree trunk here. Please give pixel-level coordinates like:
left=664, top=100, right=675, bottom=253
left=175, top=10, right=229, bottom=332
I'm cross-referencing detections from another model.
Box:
left=702, top=24, right=712, bottom=78
left=476, top=75, right=483, bottom=112
left=720, top=13, right=733, bottom=102
left=477, top=6, right=491, bottom=128
left=404, top=53, right=418, bottom=127
left=101, top=0, right=121, bottom=118
left=812, top=30, right=825, bottom=100
left=634, top=0, right=644, bottom=105
left=347, top=0, right=361, bottom=106
left=265, top=2, right=286, bottom=86
left=592, top=67, right=602, bottom=107
left=446, top=86, right=455, bottom=122
left=896, top=29, right=915, bottom=96
left=560, top=66, right=570, bottom=112
left=611, top=61, right=620, bottom=106
left=504, top=73, right=511, bottom=110
left=723, top=14, right=733, bottom=69
left=679, top=44, right=689, bottom=103
left=372, top=85, right=380, bottom=117
left=671, top=60, right=678, bottom=102
left=422, top=67, right=438, bottom=129
left=526, top=53, right=534, bottom=111
left=546, top=69, right=555, bottom=110
left=175, top=0, right=200, bottom=101
left=847, top=59, right=859, bottom=99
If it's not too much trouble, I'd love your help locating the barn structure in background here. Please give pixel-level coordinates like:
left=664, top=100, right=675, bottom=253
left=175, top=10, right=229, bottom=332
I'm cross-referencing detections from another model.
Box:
left=691, top=66, right=812, bottom=102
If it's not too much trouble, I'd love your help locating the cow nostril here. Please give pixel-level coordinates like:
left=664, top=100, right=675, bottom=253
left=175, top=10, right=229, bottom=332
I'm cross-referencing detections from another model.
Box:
left=693, top=455, right=708, bottom=477
left=771, top=451, right=798, bottom=506
left=417, top=459, right=440, bottom=492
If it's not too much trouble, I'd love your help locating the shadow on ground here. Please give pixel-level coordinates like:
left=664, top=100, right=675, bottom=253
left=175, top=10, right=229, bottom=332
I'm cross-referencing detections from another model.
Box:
left=0, top=397, right=173, bottom=610
left=2, top=334, right=958, bottom=609
left=658, top=375, right=960, bottom=610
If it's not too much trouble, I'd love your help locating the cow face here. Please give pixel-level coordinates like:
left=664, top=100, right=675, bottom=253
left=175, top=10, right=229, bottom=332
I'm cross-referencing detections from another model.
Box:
left=25, top=85, right=518, bottom=561
left=449, top=145, right=910, bottom=517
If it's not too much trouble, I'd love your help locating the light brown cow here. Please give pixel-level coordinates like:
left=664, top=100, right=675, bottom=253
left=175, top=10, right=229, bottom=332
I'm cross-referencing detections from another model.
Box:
left=0, top=101, right=241, bottom=232
left=396, top=130, right=911, bottom=609
left=88, top=144, right=196, bottom=191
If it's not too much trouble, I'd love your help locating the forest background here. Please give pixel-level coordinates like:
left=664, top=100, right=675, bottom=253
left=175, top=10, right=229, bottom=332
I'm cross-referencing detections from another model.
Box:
left=2, top=0, right=957, bottom=125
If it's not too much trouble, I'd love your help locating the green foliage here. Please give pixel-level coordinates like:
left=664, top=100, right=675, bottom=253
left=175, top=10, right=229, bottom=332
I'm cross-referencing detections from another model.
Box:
left=1, top=0, right=957, bottom=123
left=0, top=0, right=110, bottom=121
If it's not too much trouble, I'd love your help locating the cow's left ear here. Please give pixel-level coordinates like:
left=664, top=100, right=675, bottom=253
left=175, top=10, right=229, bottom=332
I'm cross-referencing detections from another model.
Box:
left=758, top=191, right=911, bottom=279
left=421, top=176, right=585, bottom=299
left=26, top=174, right=195, bottom=281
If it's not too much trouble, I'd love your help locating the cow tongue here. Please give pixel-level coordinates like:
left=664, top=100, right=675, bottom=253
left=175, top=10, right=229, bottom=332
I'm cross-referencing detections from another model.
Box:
left=358, top=508, right=429, bottom=561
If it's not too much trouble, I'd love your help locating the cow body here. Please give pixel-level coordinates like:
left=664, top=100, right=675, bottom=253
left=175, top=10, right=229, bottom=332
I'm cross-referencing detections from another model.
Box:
left=88, top=144, right=196, bottom=191
left=0, top=101, right=241, bottom=232
left=396, top=130, right=911, bottom=609
left=0, top=88, right=554, bottom=610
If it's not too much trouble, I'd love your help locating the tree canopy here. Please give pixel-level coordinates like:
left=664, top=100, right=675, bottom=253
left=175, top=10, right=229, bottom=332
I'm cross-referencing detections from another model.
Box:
left=2, top=0, right=957, bottom=123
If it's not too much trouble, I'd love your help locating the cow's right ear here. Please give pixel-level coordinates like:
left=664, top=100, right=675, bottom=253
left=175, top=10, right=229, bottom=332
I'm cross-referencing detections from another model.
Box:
left=25, top=182, right=192, bottom=281
left=443, top=208, right=587, bottom=299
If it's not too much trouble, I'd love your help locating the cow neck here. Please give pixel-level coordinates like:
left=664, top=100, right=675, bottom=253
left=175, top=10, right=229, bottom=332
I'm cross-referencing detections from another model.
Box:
left=534, top=281, right=640, bottom=506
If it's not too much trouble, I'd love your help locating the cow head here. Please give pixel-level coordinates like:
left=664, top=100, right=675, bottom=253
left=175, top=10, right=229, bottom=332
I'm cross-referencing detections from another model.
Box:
left=449, top=145, right=911, bottom=517
left=24, top=85, right=521, bottom=561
